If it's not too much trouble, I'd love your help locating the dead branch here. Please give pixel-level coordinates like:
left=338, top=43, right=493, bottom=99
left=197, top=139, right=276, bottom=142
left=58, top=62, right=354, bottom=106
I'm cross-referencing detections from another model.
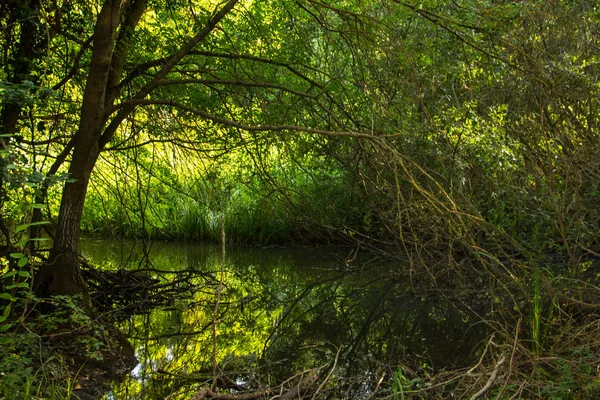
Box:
left=469, top=354, right=506, bottom=400
left=189, top=368, right=320, bottom=400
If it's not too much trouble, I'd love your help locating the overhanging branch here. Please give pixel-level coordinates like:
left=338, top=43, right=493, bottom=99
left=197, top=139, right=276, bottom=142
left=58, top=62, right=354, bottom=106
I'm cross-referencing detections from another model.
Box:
left=114, top=99, right=387, bottom=140
left=98, top=0, right=239, bottom=149
left=156, top=78, right=319, bottom=99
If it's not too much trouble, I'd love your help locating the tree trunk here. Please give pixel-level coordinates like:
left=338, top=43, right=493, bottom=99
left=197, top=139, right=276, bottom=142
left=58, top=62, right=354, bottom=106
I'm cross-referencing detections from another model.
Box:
left=0, top=0, right=43, bottom=138
left=35, top=0, right=122, bottom=297
left=36, top=142, right=101, bottom=297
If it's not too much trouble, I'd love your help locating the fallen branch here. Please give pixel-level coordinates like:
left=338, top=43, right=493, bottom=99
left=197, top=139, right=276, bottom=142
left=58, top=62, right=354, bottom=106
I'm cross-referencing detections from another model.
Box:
left=190, top=368, right=320, bottom=400
left=469, top=354, right=506, bottom=400
left=190, top=387, right=271, bottom=400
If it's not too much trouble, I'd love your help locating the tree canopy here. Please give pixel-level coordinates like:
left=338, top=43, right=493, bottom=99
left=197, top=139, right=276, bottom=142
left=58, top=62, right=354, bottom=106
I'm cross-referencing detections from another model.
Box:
left=1, top=0, right=600, bottom=397
left=0, top=0, right=598, bottom=297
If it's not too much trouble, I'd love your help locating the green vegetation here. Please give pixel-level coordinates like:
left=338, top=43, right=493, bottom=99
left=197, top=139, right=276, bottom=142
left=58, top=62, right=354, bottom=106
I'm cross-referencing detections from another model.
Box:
left=1, top=0, right=600, bottom=398
left=81, top=142, right=361, bottom=244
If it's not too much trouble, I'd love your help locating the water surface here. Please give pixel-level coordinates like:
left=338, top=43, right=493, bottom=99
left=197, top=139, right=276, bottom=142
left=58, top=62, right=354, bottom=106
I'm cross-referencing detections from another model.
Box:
left=80, top=239, right=486, bottom=399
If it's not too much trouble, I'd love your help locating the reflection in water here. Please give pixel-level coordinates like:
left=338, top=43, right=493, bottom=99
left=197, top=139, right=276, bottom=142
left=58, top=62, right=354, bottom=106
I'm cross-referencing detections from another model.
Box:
left=80, top=239, right=487, bottom=399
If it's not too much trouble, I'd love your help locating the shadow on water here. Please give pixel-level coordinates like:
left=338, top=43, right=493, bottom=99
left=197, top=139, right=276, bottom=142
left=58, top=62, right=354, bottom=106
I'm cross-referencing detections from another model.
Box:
left=80, top=239, right=489, bottom=399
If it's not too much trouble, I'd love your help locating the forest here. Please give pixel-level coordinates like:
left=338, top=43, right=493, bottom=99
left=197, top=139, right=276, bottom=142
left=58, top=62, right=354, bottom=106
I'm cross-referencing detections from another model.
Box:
left=1, top=0, right=600, bottom=398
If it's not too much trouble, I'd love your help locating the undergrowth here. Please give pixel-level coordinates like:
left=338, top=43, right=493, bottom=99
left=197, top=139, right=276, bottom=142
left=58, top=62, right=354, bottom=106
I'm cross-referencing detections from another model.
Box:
left=0, top=294, right=136, bottom=400
left=81, top=150, right=362, bottom=245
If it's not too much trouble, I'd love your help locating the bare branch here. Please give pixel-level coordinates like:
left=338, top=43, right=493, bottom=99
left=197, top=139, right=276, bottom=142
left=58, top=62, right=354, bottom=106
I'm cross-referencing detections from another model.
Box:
left=189, top=50, right=327, bottom=89
left=104, top=137, right=232, bottom=152
left=156, top=78, right=319, bottom=99
left=115, top=99, right=388, bottom=139
left=19, top=135, right=71, bottom=146
left=119, top=50, right=330, bottom=93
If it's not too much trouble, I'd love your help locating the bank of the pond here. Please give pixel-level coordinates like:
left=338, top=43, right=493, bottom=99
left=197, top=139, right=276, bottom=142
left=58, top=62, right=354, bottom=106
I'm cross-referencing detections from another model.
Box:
left=81, top=168, right=364, bottom=247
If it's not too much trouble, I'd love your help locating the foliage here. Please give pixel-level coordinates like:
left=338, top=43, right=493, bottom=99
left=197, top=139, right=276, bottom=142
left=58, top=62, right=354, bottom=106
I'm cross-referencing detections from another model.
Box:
left=0, top=291, right=138, bottom=399
left=2, top=0, right=600, bottom=398
left=81, top=139, right=362, bottom=245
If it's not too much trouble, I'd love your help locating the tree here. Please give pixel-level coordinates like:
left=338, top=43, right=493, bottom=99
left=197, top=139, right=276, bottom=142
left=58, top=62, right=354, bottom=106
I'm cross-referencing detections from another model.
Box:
left=4, top=0, right=598, bottom=297
left=30, top=0, right=236, bottom=296
left=0, top=0, right=379, bottom=297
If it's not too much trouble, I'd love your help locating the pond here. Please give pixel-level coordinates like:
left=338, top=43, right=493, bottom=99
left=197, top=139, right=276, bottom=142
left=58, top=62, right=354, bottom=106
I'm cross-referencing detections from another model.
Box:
left=80, top=239, right=488, bottom=399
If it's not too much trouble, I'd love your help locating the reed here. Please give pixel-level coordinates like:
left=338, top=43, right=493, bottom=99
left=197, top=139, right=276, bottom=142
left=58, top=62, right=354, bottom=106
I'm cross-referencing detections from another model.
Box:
left=532, top=270, right=542, bottom=356
left=82, top=166, right=358, bottom=245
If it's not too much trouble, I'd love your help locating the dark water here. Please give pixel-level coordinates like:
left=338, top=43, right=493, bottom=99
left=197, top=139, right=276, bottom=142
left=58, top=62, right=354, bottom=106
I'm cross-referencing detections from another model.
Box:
left=80, top=239, right=487, bottom=399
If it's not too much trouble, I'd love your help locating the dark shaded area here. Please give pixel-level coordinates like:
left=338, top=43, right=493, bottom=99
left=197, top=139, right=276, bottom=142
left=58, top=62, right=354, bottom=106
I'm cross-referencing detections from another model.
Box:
left=2, top=292, right=138, bottom=400
left=82, top=261, right=216, bottom=320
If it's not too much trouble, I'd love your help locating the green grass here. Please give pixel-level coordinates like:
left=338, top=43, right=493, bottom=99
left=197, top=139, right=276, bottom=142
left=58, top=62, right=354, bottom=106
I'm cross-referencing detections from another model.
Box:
left=82, top=165, right=361, bottom=245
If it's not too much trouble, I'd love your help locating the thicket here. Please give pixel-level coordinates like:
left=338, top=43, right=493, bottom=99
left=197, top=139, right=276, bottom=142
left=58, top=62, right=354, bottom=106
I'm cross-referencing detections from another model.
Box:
left=80, top=137, right=364, bottom=245
left=2, top=0, right=600, bottom=398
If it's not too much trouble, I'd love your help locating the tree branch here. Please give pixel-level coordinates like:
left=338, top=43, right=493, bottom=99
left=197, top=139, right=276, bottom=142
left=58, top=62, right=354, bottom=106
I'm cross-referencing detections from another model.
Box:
left=105, top=0, right=148, bottom=106
left=119, top=50, right=329, bottom=94
left=156, top=78, right=318, bottom=99
left=52, top=36, right=93, bottom=91
left=104, top=137, right=233, bottom=152
left=99, top=0, right=239, bottom=149
left=117, top=99, right=384, bottom=140
left=394, top=1, right=521, bottom=70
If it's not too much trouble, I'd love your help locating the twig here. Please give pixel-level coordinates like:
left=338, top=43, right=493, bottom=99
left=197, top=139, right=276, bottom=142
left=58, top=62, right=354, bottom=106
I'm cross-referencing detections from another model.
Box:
left=311, top=346, right=342, bottom=399
left=365, top=373, right=386, bottom=400
left=467, top=333, right=495, bottom=374
left=275, top=369, right=320, bottom=400
left=497, top=318, right=521, bottom=398
left=191, top=387, right=272, bottom=400
left=190, top=368, right=322, bottom=399
left=469, top=354, right=506, bottom=400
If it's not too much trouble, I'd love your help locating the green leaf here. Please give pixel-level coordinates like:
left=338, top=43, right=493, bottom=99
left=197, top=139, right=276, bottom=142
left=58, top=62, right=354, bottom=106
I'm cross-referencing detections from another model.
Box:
left=16, top=224, right=29, bottom=233
left=16, top=202, right=30, bottom=211
left=6, top=282, right=29, bottom=290
left=9, top=253, right=25, bottom=259
left=15, top=239, right=29, bottom=247
left=17, top=271, right=30, bottom=278
left=1, top=270, right=17, bottom=279
left=29, top=221, right=50, bottom=226
left=16, top=220, right=50, bottom=232
left=0, top=303, right=11, bottom=322
left=0, top=293, right=15, bottom=301
left=0, top=324, right=12, bottom=333
left=17, top=257, right=28, bottom=267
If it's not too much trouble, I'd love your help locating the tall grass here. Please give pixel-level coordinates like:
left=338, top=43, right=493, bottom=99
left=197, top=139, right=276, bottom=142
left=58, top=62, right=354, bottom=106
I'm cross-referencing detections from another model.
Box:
left=532, top=270, right=542, bottom=357
left=81, top=157, right=361, bottom=245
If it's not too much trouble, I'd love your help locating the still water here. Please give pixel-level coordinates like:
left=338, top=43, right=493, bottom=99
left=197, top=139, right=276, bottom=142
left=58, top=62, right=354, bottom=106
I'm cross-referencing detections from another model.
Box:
left=80, top=239, right=487, bottom=399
